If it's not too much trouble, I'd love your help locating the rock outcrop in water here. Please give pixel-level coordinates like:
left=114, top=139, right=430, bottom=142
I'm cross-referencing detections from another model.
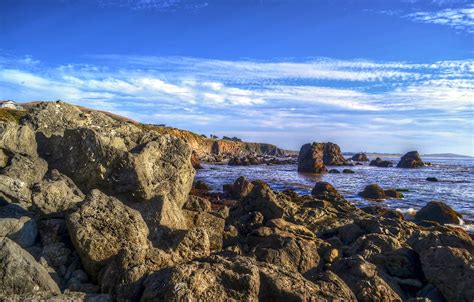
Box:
left=370, top=157, right=393, bottom=167
left=0, top=102, right=472, bottom=301
left=397, top=151, right=425, bottom=168
left=351, top=152, right=369, bottom=162
left=297, top=142, right=346, bottom=173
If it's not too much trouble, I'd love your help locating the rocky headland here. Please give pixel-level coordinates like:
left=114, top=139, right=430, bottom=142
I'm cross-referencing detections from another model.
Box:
left=0, top=101, right=472, bottom=301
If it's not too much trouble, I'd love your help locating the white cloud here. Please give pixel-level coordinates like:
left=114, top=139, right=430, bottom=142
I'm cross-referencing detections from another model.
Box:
left=406, top=5, right=474, bottom=33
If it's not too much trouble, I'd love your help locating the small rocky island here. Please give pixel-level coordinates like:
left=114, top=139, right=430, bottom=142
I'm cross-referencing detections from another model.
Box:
left=0, top=101, right=472, bottom=301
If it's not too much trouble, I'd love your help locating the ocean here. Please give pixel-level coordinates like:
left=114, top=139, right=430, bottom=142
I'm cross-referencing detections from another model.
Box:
left=196, top=156, right=474, bottom=232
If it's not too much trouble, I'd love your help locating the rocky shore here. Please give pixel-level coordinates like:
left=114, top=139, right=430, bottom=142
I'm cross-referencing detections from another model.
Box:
left=0, top=101, right=473, bottom=301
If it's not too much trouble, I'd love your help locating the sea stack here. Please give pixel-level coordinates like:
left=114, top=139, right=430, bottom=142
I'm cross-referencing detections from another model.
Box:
left=297, top=142, right=345, bottom=173
left=351, top=153, right=369, bottom=162
left=397, top=151, right=425, bottom=168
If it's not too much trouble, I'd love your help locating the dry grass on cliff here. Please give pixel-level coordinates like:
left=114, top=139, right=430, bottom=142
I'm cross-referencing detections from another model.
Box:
left=0, top=108, right=26, bottom=124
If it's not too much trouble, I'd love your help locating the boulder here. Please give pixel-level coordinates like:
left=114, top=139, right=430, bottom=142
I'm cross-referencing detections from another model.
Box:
left=183, top=210, right=225, bottom=251
left=0, top=122, right=38, bottom=157
left=66, top=189, right=150, bottom=278
left=397, top=151, right=424, bottom=168
left=328, top=169, right=340, bottom=173
left=1, top=154, right=48, bottom=187
left=359, top=184, right=386, bottom=200
left=141, top=254, right=355, bottom=301
left=0, top=174, right=32, bottom=205
left=31, top=170, right=85, bottom=216
left=419, top=246, right=474, bottom=301
left=361, top=206, right=404, bottom=220
left=351, top=153, right=369, bottom=162
left=182, top=195, right=212, bottom=212
left=342, top=169, right=355, bottom=174
left=415, top=201, right=462, bottom=225
left=298, top=142, right=345, bottom=173
left=332, top=255, right=406, bottom=301
left=190, top=150, right=202, bottom=169
left=311, top=181, right=341, bottom=200
left=384, top=189, right=404, bottom=199
left=240, top=182, right=286, bottom=221
left=231, top=176, right=254, bottom=199
left=426, top=177, right=438, bottom=182
left=0, top=237, right=60, bottom=295
left=0, top=216, right=37, bottom=247
left=370, top=157, right=393, bottom=167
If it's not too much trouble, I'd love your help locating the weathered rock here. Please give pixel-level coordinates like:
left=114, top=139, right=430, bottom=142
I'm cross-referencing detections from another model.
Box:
left=0, top=174, right=32, bottom=205
left=66, top=190, right=150, bottom=278
left=31, top=170, right=85, bottom=216
left=332, top=255, right=406, bottom=301
left=183, top=195, right=212, bottom=212
left=384, top=189, right=404, bottom=199
left=191, top=150, right=202, bottom=169
left=419, top=246, right=474, bottom=301
left=0, top=216, right=37, bottom=248
left=346, top=233, right=403, bottom=260
left=0, top=203, right=28, bottom=218
left=311, top=181, right=342, bottom=200
left=408, top=228, right=474, bottom=254
left=397, top=151, right=425, bottom=168
left=0, top=237, right=60, bottom=295
left=342, top=168, right=355, bottom=174
left=193, top=180, right=210, bottom=191
left=415, top=201, right=462, bottom=225
left=370, top=157, right=393, bottom=167
left=361, top=206, right=404, bottom=220
left=328, top=169, right=340, bottom=173
left=240, top=182, right=286, bottom=221
left=0, top=122, right=38, bottom=157
left=359, top=184, right=386, bottom=200
left=371, top=247, right=422, bottom=279
left=183, top=210, right=225, bottom=251
left=37, top=218, right=69, bottom=246
left=231, top=176, right=254, bottom=199
left=298, top=142, right=345, bottom=173
left=352, top=153, right=369, bottom=162
left=1, top=154, right=48, bottom=187
left=142, top=254, right=355, bottom=301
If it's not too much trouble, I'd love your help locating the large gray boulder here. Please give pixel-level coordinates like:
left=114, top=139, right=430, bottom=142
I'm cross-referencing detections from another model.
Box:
left=66, top=189, right=150, bottom=278
left=0, top=237, right=60, bottom=295
left=297, top=142, right=345, bottom=173
left=0, top=174, right=32, bottom=205
left=1, top=154, right=48, bottom=187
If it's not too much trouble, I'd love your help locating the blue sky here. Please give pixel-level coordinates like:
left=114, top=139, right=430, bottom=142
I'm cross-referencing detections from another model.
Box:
left=1, top=0, right=473, bottom=155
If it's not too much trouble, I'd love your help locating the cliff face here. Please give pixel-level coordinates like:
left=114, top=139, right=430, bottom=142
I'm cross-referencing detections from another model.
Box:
left=140, top=124, right=285, bottom=160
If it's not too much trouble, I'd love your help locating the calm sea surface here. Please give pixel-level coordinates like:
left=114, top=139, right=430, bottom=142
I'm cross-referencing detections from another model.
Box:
left=196, top=157, right=474, bottom=229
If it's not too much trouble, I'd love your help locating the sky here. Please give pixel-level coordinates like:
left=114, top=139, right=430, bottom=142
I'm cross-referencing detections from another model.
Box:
left=0, top=0, right=473, bottom=155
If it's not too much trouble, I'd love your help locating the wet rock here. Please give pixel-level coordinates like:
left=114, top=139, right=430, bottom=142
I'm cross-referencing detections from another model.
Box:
left=311, top=181, right=342, bottom=200
left=351, top=153, right=369, bottom=162
left=298, top=142, right=345, bottom=173
left=31, top=170, right=85, bottom=216
left=0, top=216, right=37, bottom=247
left=426, top=177, right=438, bottom=182
left=328, top=169, right=340, bottom=173
left=332, top=255, right=406, bottom=301
left=342, top=169, right=355, bottom=174
left=384, top=189, right=404, bottom=199
left=415, top=201, right=462, bottom=225
left=231, top=176, right=254, bottom=199
left=361, top=206, right=404, bottom=220
left=370, top=157, right=393, bottom=167
left=419, top=246, right=474, bottom=301
left=193, top=180, right=210, bottom=191
left=397, top=151, right=425, bottom=168
left=0, top=237, right=60, bottom=295
left=359, top=184, right=386, bottom=200
left=66, top=189, right=150, bottom=279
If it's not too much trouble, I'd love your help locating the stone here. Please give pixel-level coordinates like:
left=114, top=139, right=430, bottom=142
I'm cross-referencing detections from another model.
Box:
left=231, top=176, right=254, bottom=199
left=359, top=184, right=386, bottom=200
left=332, top=255, right=406, bottom=301
left=191, top=150, right=202, bottom=169
left=0, top=175, right=31, bottom=205
left=397, top=151, right=425, bottom=168
left=183, top=210, right=225, bottom=251
left=361, top=206, right=404, bottom=220
left=31, top=170, right=85, bottom=216
left=0, top=237, right=60, bottom=295
left=426, top=177, right=438, bottom=182
left=66, top=189, right=150, bottom=278
left=415, top=201, right=462, bottom=225
left=182, top=195, right=212, bottom=212
left=311, top=181, right=342, bottom=200
left=298, top=142, right=345, bottom=173
left=384, top=189, right=404, bottom=199
left=328, top=169, right=340, bottom=173
left=0, top=122, right=38, bottom=157
left=240, top=182, right=285, bottom=221
left=0, top=216, right=37, bottom=248
left=419, top=246, right=474, bottom=301
left=370, top=157, right=393, bottom=167
left=1, top=154, right=48, bottom=187
left=342, top=169, right=355, bottom=174
left=351, top=153, right=369, bottom=162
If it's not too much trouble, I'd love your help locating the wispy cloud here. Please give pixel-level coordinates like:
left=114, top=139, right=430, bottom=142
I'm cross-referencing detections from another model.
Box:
left=406, top=5, right=474, bottom=33
left=98, top=0, right=208, bottom=11
left=0, top=54, right=473, bottom=155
